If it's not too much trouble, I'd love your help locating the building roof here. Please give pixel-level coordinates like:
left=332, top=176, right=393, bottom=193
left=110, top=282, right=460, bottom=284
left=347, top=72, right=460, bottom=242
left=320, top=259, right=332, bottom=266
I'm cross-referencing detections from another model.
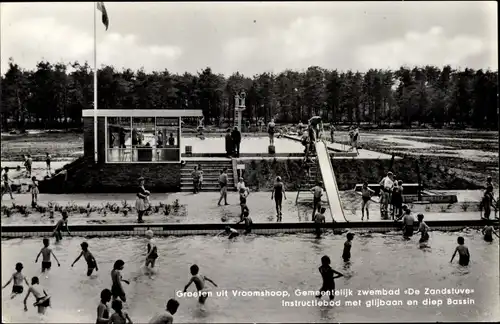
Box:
left=82, top=109, right=203, bottom=117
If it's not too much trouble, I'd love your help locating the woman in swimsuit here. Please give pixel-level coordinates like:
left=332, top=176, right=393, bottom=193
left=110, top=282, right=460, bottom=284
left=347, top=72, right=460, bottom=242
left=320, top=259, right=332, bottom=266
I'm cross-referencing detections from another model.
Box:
left=136, top=177, right=150, bottom=223
left=109, top=300, right=133, bottom=324
left=271, top=176, right=287, bottom=221
left=145, top=230, right=159, bottom=270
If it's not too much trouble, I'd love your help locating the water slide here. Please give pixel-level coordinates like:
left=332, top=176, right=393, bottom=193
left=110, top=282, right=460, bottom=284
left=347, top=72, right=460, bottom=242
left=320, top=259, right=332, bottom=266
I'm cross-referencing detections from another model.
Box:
left=314, top=141, right=348, bottom=222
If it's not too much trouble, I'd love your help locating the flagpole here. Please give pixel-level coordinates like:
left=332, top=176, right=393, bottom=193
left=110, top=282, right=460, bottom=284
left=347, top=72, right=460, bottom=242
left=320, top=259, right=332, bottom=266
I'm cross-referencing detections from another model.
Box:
left=93, top=1, right=98, bottom=163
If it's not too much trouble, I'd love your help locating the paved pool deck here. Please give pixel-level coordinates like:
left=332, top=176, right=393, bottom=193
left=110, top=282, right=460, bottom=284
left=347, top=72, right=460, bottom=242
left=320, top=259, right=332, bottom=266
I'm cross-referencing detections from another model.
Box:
left=1, top=191, right=493, bottom=226
left=283, top=135, right=396, bottom=159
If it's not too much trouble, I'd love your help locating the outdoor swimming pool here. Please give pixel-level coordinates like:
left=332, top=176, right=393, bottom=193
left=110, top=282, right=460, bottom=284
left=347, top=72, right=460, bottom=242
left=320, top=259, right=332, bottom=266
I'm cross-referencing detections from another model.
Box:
left=2, top=232, right=499, bottom=323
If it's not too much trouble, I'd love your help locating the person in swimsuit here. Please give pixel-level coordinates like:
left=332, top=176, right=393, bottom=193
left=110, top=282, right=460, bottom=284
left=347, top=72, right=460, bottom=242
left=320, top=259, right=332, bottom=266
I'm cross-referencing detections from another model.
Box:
left=145, top=230, right=159, bottom=270
left=311, top=181, right=323, bottom=218
left=360, top=182, right=374, bottom=221
left=271, top=176, right=287, bottom=221
left=30, top=176, right=39, bottom=207
left=35, top=238, right=60, bottom=273
left=2, top=167, right=14, bottom=200
left=25, top=154, right=32, bottom=178
left=239, top=186, right=250, bottom=217
left=308, top=116, right=323, bottom=142
left=267, top=118, right=276, bottom=146
left=23, top=277, right=50, bottom=314
left=236, top=210, right=253, bottom=234
left=111, top=260, right=130, bottom=302
left=401, top=207, right=415, bottom=239
left=450, top=236, right=470, bottom=266
left=218, top=226, right=240, bottom=239
left=315, top=255, right=343, bottom=300
left=45, top=152, right=52, bottom=176
left=391, top=181, right=403, bottom=220
left=342, top=233, right=355, bottom=262
left=183, top=264, right=218, bottom=305
left=330, top=124, right=335, bottom=143
left=136, top=177, right=150, bottom=223
left=313, top=207, right=326, bottom=238
left=2, top=262, right=29, bottom=298
left=481, top=186, right=494, bottom=220
left=217, top=169, right=229, bottom=206
left=109, top=300, right=133, bottom=324
left=415, top=214, right=430, bottom=244
left=53, top=211, right=71, bottom=242
left=482, top=225, right=499, bottom=242
left=97, top=289, right=112, bottom=324
left=71, top=242, right=99, bottom=276
left=149, top=298, right=179, bottom=324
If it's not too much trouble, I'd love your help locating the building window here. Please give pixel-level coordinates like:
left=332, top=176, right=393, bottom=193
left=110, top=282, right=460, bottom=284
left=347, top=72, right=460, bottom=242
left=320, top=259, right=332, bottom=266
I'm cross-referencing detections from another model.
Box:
left=106, top=116, right=180, bottom=163
left=156, top=117, right=180, bottom=162
left=107, top=117, right=132, bottom=162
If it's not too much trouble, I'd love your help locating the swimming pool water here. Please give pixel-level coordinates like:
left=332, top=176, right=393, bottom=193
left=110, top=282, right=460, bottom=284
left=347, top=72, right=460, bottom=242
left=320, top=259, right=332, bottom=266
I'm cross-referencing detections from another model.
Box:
left=2, top=231, right=499, bottom=323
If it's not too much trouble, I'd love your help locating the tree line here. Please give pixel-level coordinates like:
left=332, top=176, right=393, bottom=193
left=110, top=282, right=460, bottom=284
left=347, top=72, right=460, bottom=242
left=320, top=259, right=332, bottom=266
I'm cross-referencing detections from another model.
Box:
left=1, top=57, right=498, bottom=130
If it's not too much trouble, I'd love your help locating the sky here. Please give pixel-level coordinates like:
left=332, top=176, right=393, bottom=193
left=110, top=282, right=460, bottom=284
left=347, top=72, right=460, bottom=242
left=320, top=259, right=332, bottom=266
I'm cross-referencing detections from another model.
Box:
left=1, top=1, right=498, bottom=76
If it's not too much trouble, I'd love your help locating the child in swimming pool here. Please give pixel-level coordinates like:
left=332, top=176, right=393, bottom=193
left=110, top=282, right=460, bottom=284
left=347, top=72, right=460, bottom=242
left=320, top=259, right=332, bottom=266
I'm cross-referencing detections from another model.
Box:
left=53, top=211, right=71, bottom=242
left=482, top=225, right=499, bottom=242
left=218, top=226, right=240, bottom=239
left=315, top=255, right=343, bottom=300
left=71, top=242, right=99, bottom=276
left=109, top=300, right=133, bottom=324
left=342, top=233, right=355, bottom=262
left=145, top=230, right=158, bottom=270
left=450, top=236, right=470, bottom=266
left=97, top=289, right=112, bottom=324
left=111, top=260, right=130, bottom=302
left=415, top=214, right=430, bottom=243
left=2, top=262, right=29, bottom=299
left=23, top=277, right=50, bottom=314
left=236, top=210, right=253, bottom=234
left=313, top=207, right=326, bottom=238
left=35, top=238, right=60, bottom=274
left=183, top=264, right=217, bottom=305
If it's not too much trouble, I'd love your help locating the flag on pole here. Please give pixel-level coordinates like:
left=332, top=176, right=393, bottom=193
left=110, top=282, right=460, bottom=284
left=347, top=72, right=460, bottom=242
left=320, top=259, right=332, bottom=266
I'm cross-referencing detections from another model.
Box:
left=96, top=2, right=109, bottom=30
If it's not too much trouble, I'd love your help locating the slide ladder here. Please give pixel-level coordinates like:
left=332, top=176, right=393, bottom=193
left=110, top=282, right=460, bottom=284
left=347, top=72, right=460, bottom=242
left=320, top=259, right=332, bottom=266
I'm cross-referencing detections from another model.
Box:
left=314, top=141, right=348, bottom=222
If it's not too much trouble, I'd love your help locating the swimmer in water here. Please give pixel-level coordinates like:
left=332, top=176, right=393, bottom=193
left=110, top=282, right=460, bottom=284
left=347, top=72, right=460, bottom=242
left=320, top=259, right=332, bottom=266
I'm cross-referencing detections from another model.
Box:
left=313, top=207, right=326, bottom=238
left=2, top=262, right=29, bottom=299
left=149, top=298, right=180, bottom=324
left=450, top=236, right=470, bottom=266
left=145, top=230, right=158, bottom=270
left=183, top=264, right=218, bottom=305
left=415, top=214, right=430, bottom=244
left=35, top=238, right=60, bottom=274
left=482, top=225, right=499, bottom=242
left=97, top=289, right=112, bottom=324
left=111, top=260, right=130, bottom=302
left=218, top=226, right=239, bottom=239
left=53, top=211, right=71, bottom=242
left=71, top=242, right=99, bottom=276
left=109, top=300, right=133, bottom=324
left=315, top=255, right=343, bottom=300
left=23, top=277, right=50, bottom=314
left=236, top=210, right=253, bottom=234
left=342, top=233, right=355, bottom=262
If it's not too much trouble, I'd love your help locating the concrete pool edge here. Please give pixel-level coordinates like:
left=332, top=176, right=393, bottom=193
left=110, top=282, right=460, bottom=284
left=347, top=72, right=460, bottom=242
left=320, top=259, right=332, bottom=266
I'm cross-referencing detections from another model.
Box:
left=1, top=220, right=497, bottom=238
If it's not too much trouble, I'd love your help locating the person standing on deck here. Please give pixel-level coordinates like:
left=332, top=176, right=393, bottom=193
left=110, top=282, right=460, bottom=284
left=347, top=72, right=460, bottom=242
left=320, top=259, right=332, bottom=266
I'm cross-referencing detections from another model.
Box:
left=217, top=169, right=229, bottom=206
left=271, top=176, right=287, bottom=221
left=351, top=127, right=360, bottom=155
left=481, top=186, right=495, bottom=220
left=225, top=129, right=233, bottom=157
left=24, top=154, right=32, bottom=178
left=308, top=116, right=323, bottom=142
left=267, top=119, right=276, bottom=146
left=136, top=177, right=150, bottom=223
left=191, top=166, right=201, bottom=194
left=45, top=152, right=52, bottom=176
left=232, top=127, right=241, bottom=157
left=330, top=124, right=335, bottom=143
left=379, top=172, right=394, bottom=218
left=198, top=164, right=204, bottom=191
left=1, top=167, right=14, bottom=201
left=311, top=181, right=324, bottom=218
